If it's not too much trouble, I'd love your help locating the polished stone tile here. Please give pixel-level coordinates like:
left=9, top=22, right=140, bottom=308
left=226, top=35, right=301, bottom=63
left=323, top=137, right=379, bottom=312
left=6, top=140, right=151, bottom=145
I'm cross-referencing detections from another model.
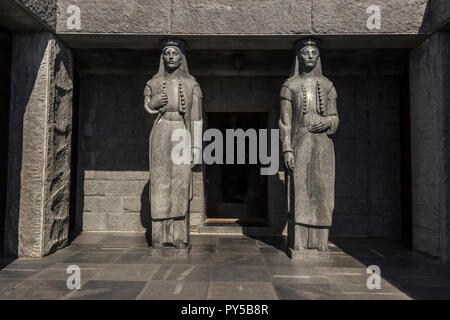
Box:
left=151, top=265, right=212, bottom=281
left=31, top=263, right=105, bottom=281
left=211, top=254, right=266, bottom=266
left=137, top=280, right=209, bottom=300
left=337, top=293, right=411, bottom=300
left=268, top=265, right=322, bottom=279
left=384, top=275, right=450, bottom=288
left=397, top=286, right=450, bottom=300
left=114, top=253, right=165, bottom=264
left=216, top=240, right=260, bottom=255
left=70, top=232, right=110, bottom=244
left=92, top=264, right=159, bottom=281
left=0, top=279, right=21, bottom=291
left=212, top=265, right=272, bottom=282
left=258, top=247, right=288, bottom=255
left=190, top=235, right=219, bottom=245
left=97, top=234, right=146, bottom=245
left=163, top=254, right=213, bottom=265
left=1, top=232, right=446, bottom=300
left=66, top=280, right=146, bottom=300
left=62, top=252, right=120, bottom=264
left=254, top=236, right=287, bottom=249
left=0, top=280, right=73, bottom=300
left=262, top=254, right=318, bottom=267
left=189, top=244, right=217, bottom=254
left=77, top=244, right=130, bottom=253
left=0, top=269, right=41, bottom=280
left=273, top=282, right=338, bottom=300
left=207, top=281, right=278, bottom=300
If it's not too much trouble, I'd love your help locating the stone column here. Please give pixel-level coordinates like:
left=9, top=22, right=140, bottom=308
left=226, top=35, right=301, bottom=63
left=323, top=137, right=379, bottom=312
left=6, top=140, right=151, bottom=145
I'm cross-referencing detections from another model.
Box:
left=409, top=32, right=450, bottom=263
left=5, top=32, right=73, bottom=257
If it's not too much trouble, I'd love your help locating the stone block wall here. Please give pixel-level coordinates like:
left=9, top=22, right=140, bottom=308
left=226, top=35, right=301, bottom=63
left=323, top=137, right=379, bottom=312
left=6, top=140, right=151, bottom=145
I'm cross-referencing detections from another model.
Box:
left=77, top=68, right=403, bottom=237
left=56, top=0, right=429, bottom=35
left=331, top=76, right=402, bottom=237
left=410, top=32, right=450, bottom=261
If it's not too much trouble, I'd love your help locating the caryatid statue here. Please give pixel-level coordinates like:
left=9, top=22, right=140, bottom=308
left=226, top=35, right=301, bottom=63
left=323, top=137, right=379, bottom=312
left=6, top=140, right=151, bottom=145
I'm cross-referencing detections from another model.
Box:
left=279, top=38, right=339, bottom=254
left=144, top=39, right=202, bottom=250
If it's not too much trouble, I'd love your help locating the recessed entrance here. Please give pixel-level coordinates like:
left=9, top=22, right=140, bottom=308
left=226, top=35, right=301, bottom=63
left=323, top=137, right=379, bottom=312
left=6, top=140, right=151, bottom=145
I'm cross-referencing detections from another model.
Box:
left=205, top=112, right=268, bottom=227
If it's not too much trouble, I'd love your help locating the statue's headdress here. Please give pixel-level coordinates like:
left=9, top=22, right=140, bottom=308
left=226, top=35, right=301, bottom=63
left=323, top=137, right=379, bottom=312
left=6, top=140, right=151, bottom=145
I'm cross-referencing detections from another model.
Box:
left=153, top=38, right=194, bottom=80
left=290, top=38, right=323, bottom=77
left=161, top=38, right=186, bottom=54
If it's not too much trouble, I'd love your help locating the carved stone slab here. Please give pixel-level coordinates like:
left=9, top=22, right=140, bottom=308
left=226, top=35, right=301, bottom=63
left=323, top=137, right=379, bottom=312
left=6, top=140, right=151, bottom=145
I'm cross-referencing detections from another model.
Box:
left=148, top=243, right=192, bottom=257
left=288, top=248, right=332, bottom=261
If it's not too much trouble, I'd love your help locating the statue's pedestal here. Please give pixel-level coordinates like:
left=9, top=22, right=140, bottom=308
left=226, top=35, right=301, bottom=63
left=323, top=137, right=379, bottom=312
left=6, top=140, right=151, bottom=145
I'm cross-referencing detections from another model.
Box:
left=148, top=243, right=192, bottom=257
left=288, top=248, right=332, bottom=260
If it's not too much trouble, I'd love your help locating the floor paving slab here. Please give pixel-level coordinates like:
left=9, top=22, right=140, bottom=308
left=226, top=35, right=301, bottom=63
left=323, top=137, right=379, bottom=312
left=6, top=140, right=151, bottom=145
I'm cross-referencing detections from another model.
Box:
left=207, top=281, right=278, bottom=300
left=0, top=233, right=449, bottom=300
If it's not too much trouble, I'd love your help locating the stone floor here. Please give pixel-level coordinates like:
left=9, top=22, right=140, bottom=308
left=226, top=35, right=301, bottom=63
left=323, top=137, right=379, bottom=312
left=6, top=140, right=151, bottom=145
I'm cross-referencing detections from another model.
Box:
left=1, top=232, right=450, bottom=300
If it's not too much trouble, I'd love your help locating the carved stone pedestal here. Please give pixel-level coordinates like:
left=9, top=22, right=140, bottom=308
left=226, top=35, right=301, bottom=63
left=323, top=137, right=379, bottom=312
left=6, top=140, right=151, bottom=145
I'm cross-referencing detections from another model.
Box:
left=148, top=243, right=192, bottom=257
left=288, top=248, right=332, bottom=261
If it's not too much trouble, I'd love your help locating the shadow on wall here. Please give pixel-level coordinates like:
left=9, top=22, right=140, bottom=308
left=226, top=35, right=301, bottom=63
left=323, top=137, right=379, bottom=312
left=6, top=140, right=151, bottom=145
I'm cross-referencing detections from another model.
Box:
left=0, top=26, right=12, bottom=257
left=140, top=181, right=151, bottom=245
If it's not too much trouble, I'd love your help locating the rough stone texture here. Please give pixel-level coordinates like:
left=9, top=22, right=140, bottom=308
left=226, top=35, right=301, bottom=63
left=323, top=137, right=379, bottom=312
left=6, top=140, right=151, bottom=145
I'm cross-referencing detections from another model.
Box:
left=16, top=0, right=56, bottom=30
left=56, top=0, right=171, bottom=33
left=5, top=32, right=73, bottom=257
left=312, top=0, right=429, bottom=34
left=171, top=0, right=311, bottom=34
left=53, top=0, right=435, bottom=35
left=409, top=32, right=450, bottom=263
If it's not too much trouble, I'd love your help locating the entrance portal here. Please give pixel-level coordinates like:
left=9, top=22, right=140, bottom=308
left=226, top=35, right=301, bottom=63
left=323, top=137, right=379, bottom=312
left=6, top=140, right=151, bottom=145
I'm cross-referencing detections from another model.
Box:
left=205, top=112, right=268, bottom=227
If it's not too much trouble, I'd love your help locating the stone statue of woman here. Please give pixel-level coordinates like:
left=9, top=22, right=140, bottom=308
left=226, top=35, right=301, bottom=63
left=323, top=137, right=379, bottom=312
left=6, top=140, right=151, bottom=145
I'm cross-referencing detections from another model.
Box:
left=279, top=38, right=339, bottom=256
left=144, top=39, right=202, bottom=250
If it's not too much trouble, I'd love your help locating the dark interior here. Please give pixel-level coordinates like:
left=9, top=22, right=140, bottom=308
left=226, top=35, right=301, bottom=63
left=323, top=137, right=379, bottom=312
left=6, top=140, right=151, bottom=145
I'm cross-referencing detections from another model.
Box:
left=205, top=112, right=268, bottom=226
left=0, top=26, right=12, bottom=256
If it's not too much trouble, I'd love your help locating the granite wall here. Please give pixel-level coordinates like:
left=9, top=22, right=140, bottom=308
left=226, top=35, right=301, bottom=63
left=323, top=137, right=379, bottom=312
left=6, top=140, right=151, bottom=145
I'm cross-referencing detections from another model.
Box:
left=76, top=50, right=406, bottom=237
left=0, top=28, right=12, bottom=256
left=55, top=0, right=429, bottom=34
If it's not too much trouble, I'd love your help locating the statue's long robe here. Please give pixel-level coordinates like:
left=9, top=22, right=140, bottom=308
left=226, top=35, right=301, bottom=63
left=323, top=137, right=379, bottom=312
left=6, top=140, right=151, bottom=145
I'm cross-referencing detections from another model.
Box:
left=279, top=76, right=339, bottom=227
left=144, top=76, right=202, bottom=243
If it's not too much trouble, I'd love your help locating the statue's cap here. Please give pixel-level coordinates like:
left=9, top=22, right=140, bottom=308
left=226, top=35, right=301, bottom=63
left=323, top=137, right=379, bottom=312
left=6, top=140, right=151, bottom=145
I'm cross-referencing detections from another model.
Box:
left=295, top=38, right=321, bottom=51
left=160, top=38, right=186, bottom=53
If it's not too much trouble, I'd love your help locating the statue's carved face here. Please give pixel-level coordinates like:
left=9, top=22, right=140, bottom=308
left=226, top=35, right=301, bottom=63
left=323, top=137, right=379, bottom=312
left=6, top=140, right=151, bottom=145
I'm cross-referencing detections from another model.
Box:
left=163, top=46, right=182, bottom=71
left=300, top=45, right=319, bottom=69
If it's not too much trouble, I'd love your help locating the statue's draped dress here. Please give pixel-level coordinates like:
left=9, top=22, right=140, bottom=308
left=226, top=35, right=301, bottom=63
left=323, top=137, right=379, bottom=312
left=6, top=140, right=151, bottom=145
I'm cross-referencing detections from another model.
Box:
left=280, top=74, right=339, bottom=248
left=145, top=72, right=202, bottom=245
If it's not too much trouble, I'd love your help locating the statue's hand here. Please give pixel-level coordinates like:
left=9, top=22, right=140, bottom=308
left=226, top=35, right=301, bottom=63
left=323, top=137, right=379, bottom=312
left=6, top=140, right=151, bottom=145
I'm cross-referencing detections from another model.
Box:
left=310, top=119, right=331, bottom=133
left=284, top=152, right=295, bottom=170
left=150, top=93, right=168, bottom=110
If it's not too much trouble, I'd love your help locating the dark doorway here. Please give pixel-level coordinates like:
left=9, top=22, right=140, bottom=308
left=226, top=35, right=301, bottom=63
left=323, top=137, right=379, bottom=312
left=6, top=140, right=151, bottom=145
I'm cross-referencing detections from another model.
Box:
left=205, top=112, right=268, bottom=226
left=0, top=26, right=12, bottom=256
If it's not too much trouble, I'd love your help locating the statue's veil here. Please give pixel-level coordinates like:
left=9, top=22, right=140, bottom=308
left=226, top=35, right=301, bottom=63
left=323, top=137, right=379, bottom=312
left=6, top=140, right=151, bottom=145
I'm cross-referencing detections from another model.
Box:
left=290, top=38, right=323, bottom=78
left=152, top=38, right=195, bottom=81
